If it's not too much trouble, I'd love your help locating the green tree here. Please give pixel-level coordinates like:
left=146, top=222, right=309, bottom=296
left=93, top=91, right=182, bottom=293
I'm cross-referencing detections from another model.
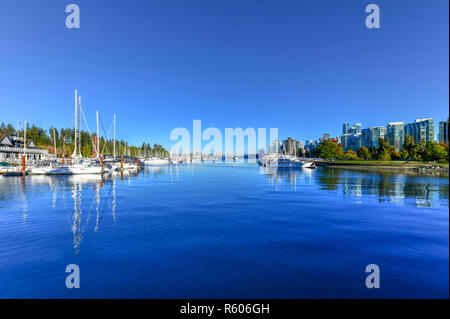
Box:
left=400, top=149, right=409, bottom=160
left=390, top=149, right=401, bottom=160
left=376, top=138, right=393, bottom=161
left=315, top=139, right=344, bottom=160
left=402, top=135, right=416, bottom=159
left=423, top=142, right=449, bottom=162
left=368, top=146, right=377, bottom=159
left=357, top=146, right=371, bottom=160
left=343, top=149, right=359, bottom=160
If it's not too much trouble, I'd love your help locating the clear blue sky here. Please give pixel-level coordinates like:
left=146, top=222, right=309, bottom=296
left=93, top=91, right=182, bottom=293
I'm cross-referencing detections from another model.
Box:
left=0, top=0, right=448, bottom=148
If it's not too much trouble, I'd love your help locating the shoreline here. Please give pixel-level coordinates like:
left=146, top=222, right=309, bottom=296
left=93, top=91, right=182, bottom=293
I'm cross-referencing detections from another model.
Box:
left=315, top=161, right=449, bottom=176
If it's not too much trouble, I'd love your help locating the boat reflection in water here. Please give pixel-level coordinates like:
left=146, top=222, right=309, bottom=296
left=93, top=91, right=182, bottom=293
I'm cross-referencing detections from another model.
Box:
left=0, top=174, right=120, bottom=254
left=259, top=166, right=449, bottom=207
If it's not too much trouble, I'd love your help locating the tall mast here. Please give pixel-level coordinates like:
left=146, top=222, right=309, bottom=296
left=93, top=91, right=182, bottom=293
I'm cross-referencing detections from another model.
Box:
left=113, top=113, right=116, bottom=159
left=73, top=89, right=77, bottom=158
left=53, top=129, right=57, bottom=158
left=23, top=120, right=27, bottom=156
left=78, top=96, right=82, bottom=157
left=96, top=110, right=100, bottom=159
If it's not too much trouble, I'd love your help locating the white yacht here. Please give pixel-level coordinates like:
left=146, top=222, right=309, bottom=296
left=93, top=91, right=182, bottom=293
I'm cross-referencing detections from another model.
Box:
left=30, top=161, right=109, bottom=175
left=144, top=158, right=169, bottom=166
left=260, top=157, right=316, bottom=169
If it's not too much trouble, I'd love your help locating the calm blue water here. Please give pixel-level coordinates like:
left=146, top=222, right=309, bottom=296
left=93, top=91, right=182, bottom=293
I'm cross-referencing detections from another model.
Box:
left=0, top=163, right=448, bottom=298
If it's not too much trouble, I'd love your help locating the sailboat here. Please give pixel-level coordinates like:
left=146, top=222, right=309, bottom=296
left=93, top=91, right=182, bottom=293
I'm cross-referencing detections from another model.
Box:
left=30, top=90, right=109, bottom=175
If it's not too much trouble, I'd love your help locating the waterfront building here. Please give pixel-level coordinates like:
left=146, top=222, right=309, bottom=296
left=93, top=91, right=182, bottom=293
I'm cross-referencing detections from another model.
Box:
left=282, top=137, right=297, bottom=156
left=404, top=118, right=434, bottom=144
left=340, top=133, right=361, bottom=151
left=343, top=123, right=362, bottom=135
left=343, top=123, right=349, bottom=135
left=361, top=127, right=386, bottom=149
left=339, top=122, right=362, bottom=151
left=296, top=141, right=305, bottom=151
left=439, top=118, right=449, bottom=144
left=387, top=122, right=405, bottom=151
left=350, top=133, right=362, bottom=151
left=319, top=134, right=330, bottom=144
left=340, top=134, right=350, bottom=150
left=0, top=134, right=49, bottom=161
left=269, top=139, right=281, bottom=154
left=305, top=140, right=316, bottom=150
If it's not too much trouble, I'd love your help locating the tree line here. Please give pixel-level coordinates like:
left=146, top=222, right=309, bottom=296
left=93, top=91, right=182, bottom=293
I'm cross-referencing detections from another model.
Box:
left=311, top=136, right=449, bottom=162
left=0, top=122, right=169, bottom=159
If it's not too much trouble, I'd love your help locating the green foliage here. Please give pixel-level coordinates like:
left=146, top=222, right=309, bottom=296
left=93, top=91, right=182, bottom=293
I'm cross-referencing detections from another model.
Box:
left=390, top=149, right=401, bottom=160
left=375, top=137, right=394, bottom=161
left=316, top=139, right=344, bottom=160
left=400, top=149, right=409, bottom=160
left=4, top=121, right=169, bottom=158
left=357, top=146, right=371, bottom=160
left=421, top=142, right=449, bottom=162
left=402, top=135, right=417, bottom=159
left=368, top=146, right=377, bottom=159
left=343, top=149, right=360, bottom=160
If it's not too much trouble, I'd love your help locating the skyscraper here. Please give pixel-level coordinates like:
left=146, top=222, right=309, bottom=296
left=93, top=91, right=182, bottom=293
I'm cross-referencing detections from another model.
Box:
left=343, top=123, right=349, bottom=135
left=439, top=118, right=449, bottom=144
left=282, top=137, right=297, bottom=156
left=361, top=127, right=386, bottom=149
left=404, top=118, right=434, bottom=144
left=387, top=122, right=404, bottom=151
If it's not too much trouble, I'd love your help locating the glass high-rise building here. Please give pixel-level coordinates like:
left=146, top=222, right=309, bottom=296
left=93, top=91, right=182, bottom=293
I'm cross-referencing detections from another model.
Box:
left=439, top=118, right=449, bottom=144
left=404, top=118, right=434, bottom=144
left=343, top=123, right=349, bottom=135
left=361, top=127, right=386, bottom=149
left=340, top=133, right=361, bottom=151
left=387, top=122, right=404, bottom=151
left=282, top=137, right=297, bottom=156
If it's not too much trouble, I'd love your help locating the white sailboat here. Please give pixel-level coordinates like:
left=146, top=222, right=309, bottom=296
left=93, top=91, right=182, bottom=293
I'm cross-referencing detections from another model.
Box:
left=30, top=90, right=109, bottom=175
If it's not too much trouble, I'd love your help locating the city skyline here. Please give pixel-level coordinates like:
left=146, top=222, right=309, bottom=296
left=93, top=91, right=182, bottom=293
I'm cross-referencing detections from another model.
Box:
left=278, top=115, right=448, bottom=153
left=1, top=113, right=448, bottom=156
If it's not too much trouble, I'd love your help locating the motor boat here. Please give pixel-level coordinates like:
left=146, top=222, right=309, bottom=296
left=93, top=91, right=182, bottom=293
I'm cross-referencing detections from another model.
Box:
left=260, top=157, right=316, bottom=169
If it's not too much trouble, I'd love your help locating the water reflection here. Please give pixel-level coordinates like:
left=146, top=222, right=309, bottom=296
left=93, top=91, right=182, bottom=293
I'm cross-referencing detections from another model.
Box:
left=260, top=166, right=314, bottom=191
left=260, top=167, right=449, bottom=207
left=0, top=174, right=120, bottom=254
left=1, top=165, right=448, bottom=257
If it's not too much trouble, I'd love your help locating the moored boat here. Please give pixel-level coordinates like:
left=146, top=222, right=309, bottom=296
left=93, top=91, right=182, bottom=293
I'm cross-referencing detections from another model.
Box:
left=144, top=158, right=169, bottom=166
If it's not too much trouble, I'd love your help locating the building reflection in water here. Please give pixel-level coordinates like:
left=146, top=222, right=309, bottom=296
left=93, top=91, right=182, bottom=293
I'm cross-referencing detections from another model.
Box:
left=260, top=167, right=449, bottom=207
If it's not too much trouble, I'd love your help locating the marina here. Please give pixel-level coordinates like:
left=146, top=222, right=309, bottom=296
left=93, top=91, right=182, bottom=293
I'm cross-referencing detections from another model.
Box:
left=0, top=0, right=448, bottom=303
